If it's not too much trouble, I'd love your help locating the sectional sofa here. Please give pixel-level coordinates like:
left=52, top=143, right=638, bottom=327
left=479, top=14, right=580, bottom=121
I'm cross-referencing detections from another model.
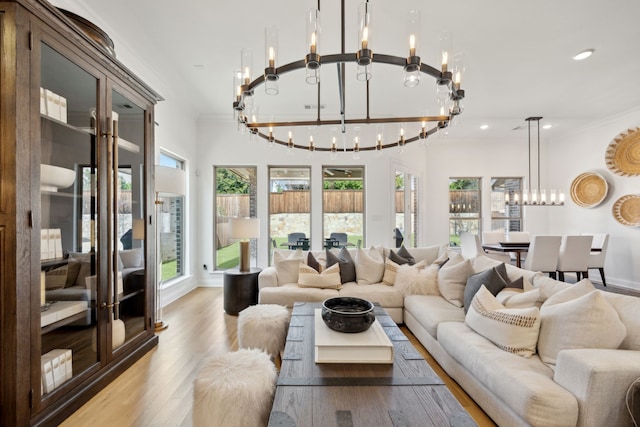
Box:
left=258, top=245, right=640, bottom=427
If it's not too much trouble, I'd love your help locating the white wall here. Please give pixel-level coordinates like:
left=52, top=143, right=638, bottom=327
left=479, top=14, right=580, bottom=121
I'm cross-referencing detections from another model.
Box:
left=545, top=107, right=640, bottom=289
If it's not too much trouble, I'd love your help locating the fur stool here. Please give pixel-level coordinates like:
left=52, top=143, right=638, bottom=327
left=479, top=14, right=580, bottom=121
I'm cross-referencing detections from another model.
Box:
left=193, top=348, right=277, bottom=427
left=238, top=304, right=290, bottom=360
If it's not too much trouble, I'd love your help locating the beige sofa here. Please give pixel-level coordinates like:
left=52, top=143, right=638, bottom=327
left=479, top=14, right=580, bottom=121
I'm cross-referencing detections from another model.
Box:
left=259, top=246, right=640, bottom=427
left=404, top=254, right=640, bottom=427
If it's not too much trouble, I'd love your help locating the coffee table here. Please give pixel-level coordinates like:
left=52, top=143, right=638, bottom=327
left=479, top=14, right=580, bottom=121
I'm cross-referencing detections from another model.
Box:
left=268, top=302, right=477, bottom=426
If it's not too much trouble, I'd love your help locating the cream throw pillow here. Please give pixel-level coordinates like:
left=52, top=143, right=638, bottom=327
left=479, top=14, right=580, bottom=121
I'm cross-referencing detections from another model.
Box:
left=273, top=250, right=305, bottom=284
left=466, top=286, right=541, bottom=357
left=298, top=263, right=342, bottom=289
left=496, top=288, right=542, bottom=308
left=355, top=246, right=385, bottom=284
left=543, top=278, right=594, bottom=306
left=382, top=258, right=426, bottom=286
left=398, top=263, right=440, bottom=297
left=437, top=257, right=473, bottom=307
left=538, top=290, right=627, bottom=366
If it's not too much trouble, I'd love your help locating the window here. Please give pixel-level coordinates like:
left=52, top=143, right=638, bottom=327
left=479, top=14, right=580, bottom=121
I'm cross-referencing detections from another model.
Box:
left=158, top=153, right=185, bottom=281
left=323, top=166, right=364, bottom=248
left=214, top=166, right=257, bottom=270
left=394, top=171, right=419, bottom=247
left=269, top=167, right=311, bottom=258
left=490, top=177, right=523, bottom=233
left=449, top=178, right=481, bottom=247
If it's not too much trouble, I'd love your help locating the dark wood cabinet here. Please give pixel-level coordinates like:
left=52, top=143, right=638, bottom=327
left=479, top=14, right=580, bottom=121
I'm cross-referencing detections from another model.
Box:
left=0, top=1, right=162, bottom=425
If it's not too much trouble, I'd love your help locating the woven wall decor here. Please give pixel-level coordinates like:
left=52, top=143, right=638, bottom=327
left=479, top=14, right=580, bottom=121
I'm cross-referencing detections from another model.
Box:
left=570, top=172, right=608, bottom=208
left=612, top=194, right=640, bottom=227
left=605, top=127, right=640, bottom=176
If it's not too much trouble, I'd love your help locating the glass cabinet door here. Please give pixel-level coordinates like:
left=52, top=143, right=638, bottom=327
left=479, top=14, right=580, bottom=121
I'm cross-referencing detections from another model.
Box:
left=39, top=42, right=101, bottom=397
left=110, top=88, right=148, bottom=352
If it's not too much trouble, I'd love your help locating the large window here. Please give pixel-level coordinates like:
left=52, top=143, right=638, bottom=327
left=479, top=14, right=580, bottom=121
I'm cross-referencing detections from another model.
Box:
left=490, top=177, right=523, bottom=233
left=214, top=166, right=257, bottom=270
left=323, top=166, right=364, bottom=248
left=269, top=167, right=311, bottom=257
left=394, top=171, right=419, bottom=247
left=449, top=178, right=481, bottom=247
left=158, top=152, right=185, bottom=281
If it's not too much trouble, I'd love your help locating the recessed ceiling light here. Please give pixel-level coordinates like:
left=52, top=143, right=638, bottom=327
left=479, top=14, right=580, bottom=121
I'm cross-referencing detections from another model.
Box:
left=573, top=49, right=594, bottom=61
left=480, top=124, right=489, bottom=130
left=193, top=64, right=205, bottom=69
left=543, top=124, right=552, bottom=129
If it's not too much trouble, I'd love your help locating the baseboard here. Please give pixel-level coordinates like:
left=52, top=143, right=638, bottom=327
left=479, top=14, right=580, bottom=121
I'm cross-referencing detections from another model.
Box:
left=197, top=272, right=224, bottom=287
left=163, top=275, right=199, bottom=306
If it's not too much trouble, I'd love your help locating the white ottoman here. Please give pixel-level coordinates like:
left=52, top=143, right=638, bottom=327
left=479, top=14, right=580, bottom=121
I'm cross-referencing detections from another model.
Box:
left=238, top=304, right=290, bottom=360
left=193, top=348, right=277, bottom=427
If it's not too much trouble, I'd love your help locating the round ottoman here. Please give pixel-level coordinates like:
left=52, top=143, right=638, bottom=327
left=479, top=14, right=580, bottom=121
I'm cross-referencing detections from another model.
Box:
left=193, top=348, right=277, bottom=427
left=238, top=304, right=290, bottom=360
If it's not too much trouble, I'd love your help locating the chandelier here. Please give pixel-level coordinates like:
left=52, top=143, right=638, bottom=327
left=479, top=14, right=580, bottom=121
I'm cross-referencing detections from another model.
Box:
left=505, top=117, right=565, bottom=206
left=232, top=0, right=466, bottom=153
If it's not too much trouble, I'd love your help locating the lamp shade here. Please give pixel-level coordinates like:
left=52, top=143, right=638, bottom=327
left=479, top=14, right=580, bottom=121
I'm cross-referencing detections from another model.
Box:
left=155, top=165, right=186, bottom=196
left=230, top=218, right=260, bottom=239
left=132, top=218, right=145, bottom=240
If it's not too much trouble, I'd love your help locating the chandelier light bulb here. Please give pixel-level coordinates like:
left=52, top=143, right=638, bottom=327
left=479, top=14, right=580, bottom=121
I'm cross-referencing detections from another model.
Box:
left=310, top=32, right=317, bottom=54
left=361, top=27, right=369, bottom=50
left=409, top=34, right=415, bottom=57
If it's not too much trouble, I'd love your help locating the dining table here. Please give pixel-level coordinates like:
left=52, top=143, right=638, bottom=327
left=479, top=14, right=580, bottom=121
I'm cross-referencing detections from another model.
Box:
left=482, top=242, right=602, bottom=268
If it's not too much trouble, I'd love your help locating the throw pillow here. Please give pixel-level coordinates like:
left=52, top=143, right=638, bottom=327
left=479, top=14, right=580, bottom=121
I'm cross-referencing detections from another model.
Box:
left=74, top=261, right=92, bottom=287
left=538, top=290, right=627, bottom=366
left=496, top=288, right=542, bottom=308
left=382, top=257, right=426, bottom=286
left=307, top=252, right=321, bottom=272
left=326, top=247, right=356, bottom=284
left=65, top=260, right=82, bottom=287
left=463, top=265, right=509, bottom=314
left=437, top=258, right=474, bottom=307
left=465, top=285, right=541, bottom=358
left=298, top=263, right=341, bottom=289
left=399, top=263, right=440, bottom=296
left=355, top=246, right=384, bottom=284
left=45, top=265, right=67, bottom=290
left=119, top=248, right=143, bottom=268
left=273, top=250, right=305, bottom=284
left=388, top=249, right=414, bottom=266
left=396, top=245, right=416, bottom=265
left=542, top=278, right=595, bottom=307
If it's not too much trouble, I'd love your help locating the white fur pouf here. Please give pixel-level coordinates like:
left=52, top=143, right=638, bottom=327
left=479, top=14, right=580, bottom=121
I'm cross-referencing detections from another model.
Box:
left=193, top=348, right=277, bottom=427
left=238, top=304, right=290, bottom=359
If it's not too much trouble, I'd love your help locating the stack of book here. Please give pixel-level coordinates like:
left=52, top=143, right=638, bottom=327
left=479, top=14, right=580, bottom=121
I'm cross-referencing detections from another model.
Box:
left=41, top=349, right=73, bottom=394
left=314, top=309, right=394, bottom=364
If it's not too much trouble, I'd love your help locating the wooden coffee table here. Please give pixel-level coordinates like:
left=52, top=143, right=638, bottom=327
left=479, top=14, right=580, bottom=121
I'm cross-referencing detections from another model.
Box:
left=268, top=302, right=477, bottom=426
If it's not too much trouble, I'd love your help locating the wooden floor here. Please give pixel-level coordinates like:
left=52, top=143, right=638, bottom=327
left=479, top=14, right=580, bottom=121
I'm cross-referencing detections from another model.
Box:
left=61, top=288, right=496, bottom=427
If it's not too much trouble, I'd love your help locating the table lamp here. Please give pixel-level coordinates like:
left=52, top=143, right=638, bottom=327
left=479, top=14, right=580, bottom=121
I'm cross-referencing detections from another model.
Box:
left=230, top=218, right=260, bottom=272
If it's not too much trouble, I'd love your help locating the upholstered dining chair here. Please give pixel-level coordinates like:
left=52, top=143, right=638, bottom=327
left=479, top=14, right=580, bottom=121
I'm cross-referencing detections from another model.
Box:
left=556, top=235, right=593, bottom=282
left=505, top=231, right=530, bottom=264
left=480, top=231, right=511, bottom=264
left=460, top=233, right=510, bottom=263
left=522, top=235, right=562, bottom=278
left=582, top=233, right=609, bottom=286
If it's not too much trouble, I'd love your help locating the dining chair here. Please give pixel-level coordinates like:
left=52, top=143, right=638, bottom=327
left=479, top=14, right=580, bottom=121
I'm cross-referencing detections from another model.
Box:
left=582, top=233, right=609, bottom=286
left=505, top=231, right=530, bottom=264
left=329, top=232, right=349, bottom=248
left=480, top=231, right=511, bottom=264
left=460, top=233, right=482, bottom=259
left=287, top=232, right=306, bottom=249
left=522, top=235, right=562, bottom=278
left=556, top=235, right=593, bottom=282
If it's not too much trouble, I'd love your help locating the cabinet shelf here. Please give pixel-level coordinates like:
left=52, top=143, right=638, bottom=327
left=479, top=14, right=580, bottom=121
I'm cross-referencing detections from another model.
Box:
left=41, top=114, right=96, bottom=136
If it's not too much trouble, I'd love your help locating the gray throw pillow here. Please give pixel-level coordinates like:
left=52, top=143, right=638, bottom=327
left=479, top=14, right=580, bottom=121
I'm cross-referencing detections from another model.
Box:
left=307, top=252, right=320, bottom=272
left=389, top=249, right=413, bottom=266
left=396, top=245, right=416, bottom=265
left=326, top=247, right=356, bottom=283
left=463, top=265, right=509, bottom=313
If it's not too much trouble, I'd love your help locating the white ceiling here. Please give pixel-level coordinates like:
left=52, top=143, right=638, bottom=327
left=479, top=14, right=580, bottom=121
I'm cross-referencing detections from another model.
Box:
left=52, top=0, right=640, bottom=143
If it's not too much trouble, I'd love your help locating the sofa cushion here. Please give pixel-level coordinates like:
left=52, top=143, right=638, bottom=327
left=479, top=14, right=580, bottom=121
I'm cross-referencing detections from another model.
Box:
left=326, top=247, right=356, bottom=284
left=404, top=295, right=465, bottom=339
left=601, top=292, right=640, bottom=350
left=406, top=244, right=447, bottom=265
left=465, top=286, right=541, bottom=357
left=354, top=246, right=384, bottom=284
left=339, top=282, right=404, bottom=308
left=438, top=321, right=579, bottom=427
left=273, top=250, right=305, bottom=284
left=463, top=265, right=509, bottom=313
left=437, top=257, right=474, bottom=307
left=307, top=252, right=321, bottom=272
left=538, top=290, right=627, bottom=366
left=397, top=263, right=440, bottom=296
left=258, top=283, right=340, bottom=308
left=298, top=263, right=341, bottom=289
left=496, top=288, right=542, bottom=308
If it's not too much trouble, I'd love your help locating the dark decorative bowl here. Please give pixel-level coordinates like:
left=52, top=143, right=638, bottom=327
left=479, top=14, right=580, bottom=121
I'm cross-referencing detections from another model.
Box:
left=321, top=297, right=375, bottom=333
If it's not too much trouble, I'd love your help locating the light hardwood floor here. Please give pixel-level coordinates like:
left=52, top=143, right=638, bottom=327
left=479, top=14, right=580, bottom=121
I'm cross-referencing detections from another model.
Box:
left=61, top=288, right=496, bottom=427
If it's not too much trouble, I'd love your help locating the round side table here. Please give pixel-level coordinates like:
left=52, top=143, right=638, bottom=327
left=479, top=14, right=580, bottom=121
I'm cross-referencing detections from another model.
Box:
left=223, top=268, right=262, bottom=315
